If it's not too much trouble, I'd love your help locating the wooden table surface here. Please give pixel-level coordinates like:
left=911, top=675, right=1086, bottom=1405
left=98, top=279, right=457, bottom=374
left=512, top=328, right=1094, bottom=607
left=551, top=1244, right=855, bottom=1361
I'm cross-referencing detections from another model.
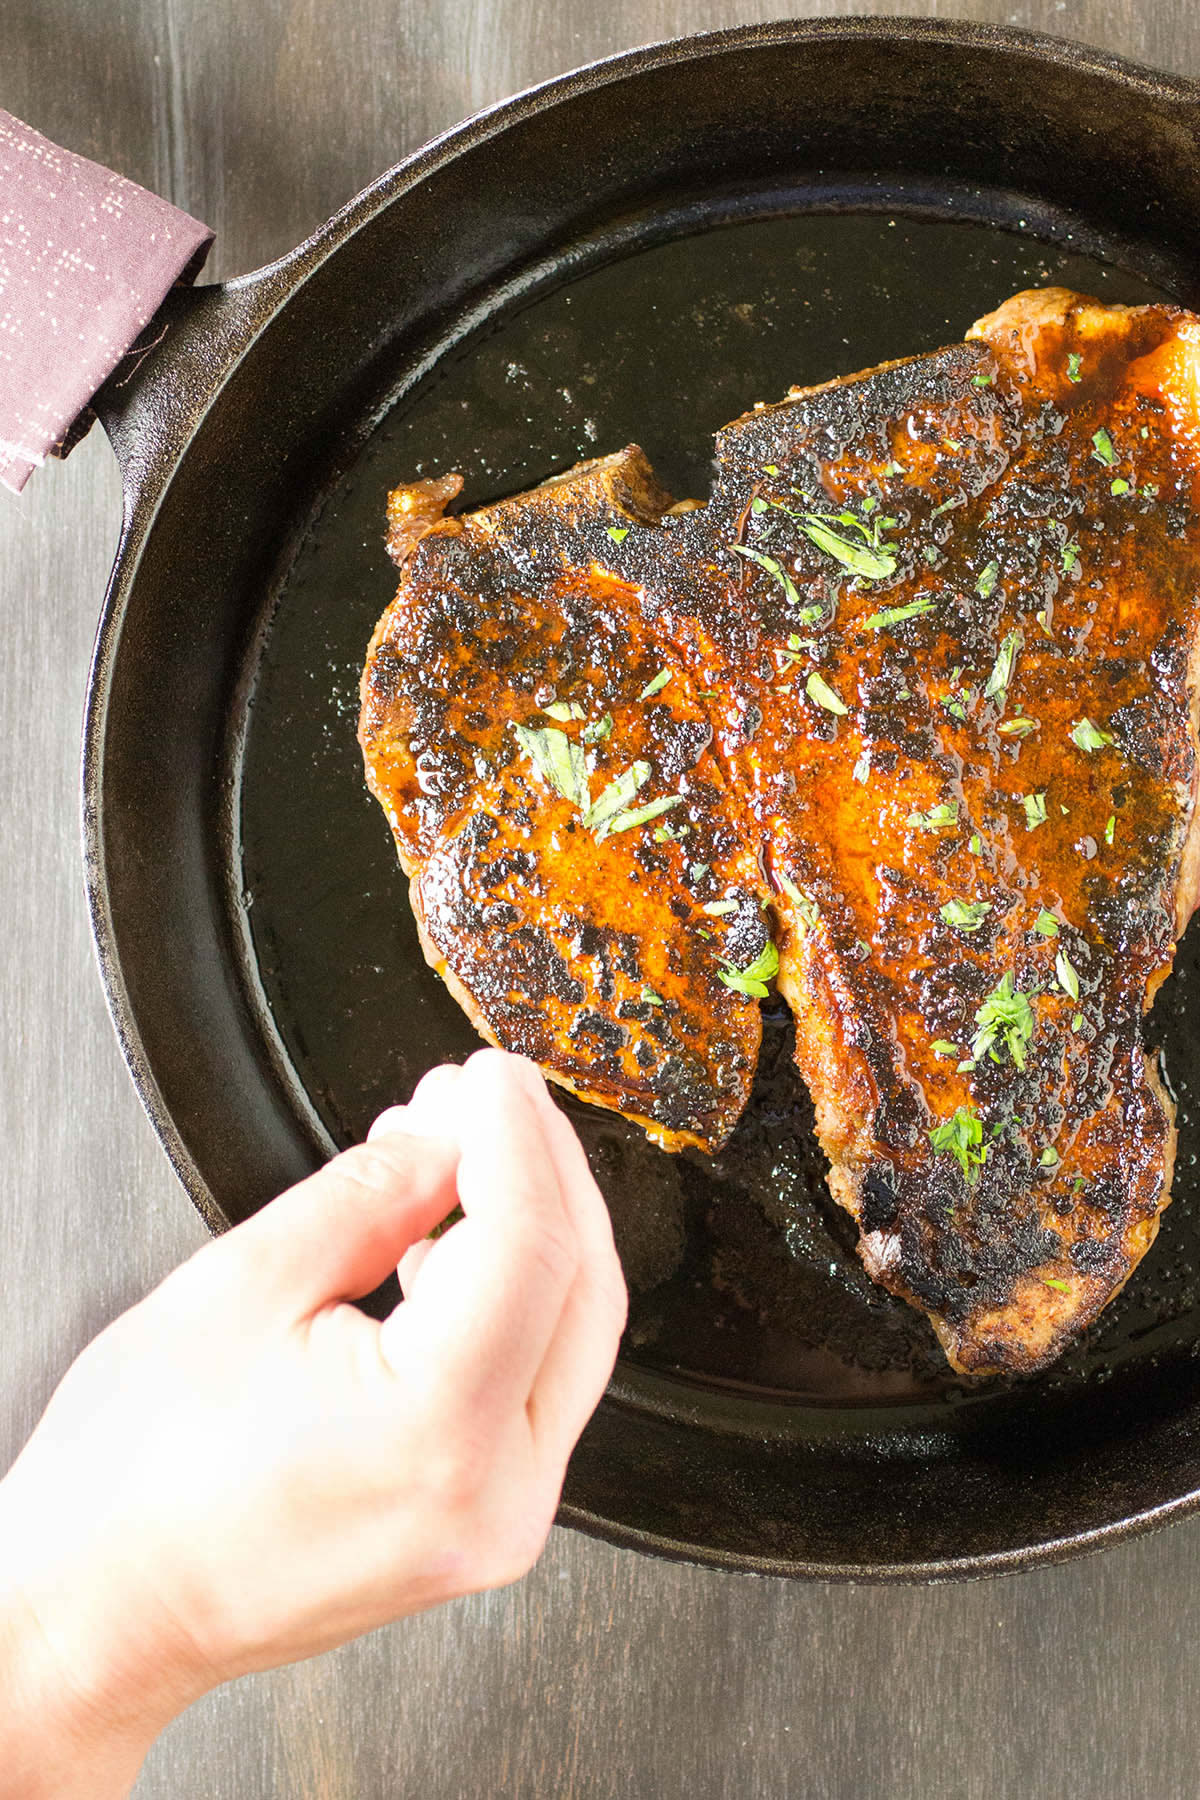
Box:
left=4, top=2, right=1200, bottom=1796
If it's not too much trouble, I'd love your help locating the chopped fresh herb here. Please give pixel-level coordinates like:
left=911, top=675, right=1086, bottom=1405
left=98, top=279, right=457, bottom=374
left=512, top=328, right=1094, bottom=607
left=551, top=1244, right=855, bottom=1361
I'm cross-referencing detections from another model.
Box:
left=805, top=671, right=850, bottom=716
left=940, top=899, right=993, bottom=933
left=604, top=796, right=683, bottom=836
left=702, top=898, right=738, bottom=917
left=653, top=820, right=690, bottom=842
left=799, top=516, right=898, bottom=582
left=543, top=700, right=585, bottom=723
left=729, top=543, right=801, bottom=606
left=718, top=939, right=780, bottom=1000
left=1066, top=352, right=1083, bottom=383
left=863, top=597, right=935, bottom=631
left=1039, top=1146, right=1060, bottom=1168
left=976, top=560, right=1000, bottom=600
left=852, top=749, right=871, bottom=784
left=687, top=862, right=710, bottom=882
left=1055, top=948, right=1081, bottom=1001
left=972, top=372, right=993, bottom=388
left=920, top=546, right=939, bottom=571
left=582, top=761, right=649, bottom=834
left=1060, top=540, right=1081, bottom=574
left=750, top=496, right=769, bottom=514
left=969, top=834, right=983, bottom=855
left=1105, top=814, right=1115, bottom=845
left=972, top=972, right=1036, bottom=1071
left=1021, top=792, right=1048, bottom=831
left=1035, top=909, right=1060, bottom=938
left=762, top=464, right=780, bottom=477
left=640, top=987, right=664, bottom=1007
left=884, top=460, right=905, bottom=476
left=779, top=877, right=820, bottom=928
left=984, top=630, right=1022, bottom=701
left=697, top=928, right=712, bottom=940
left=928, top=1105, right=989, bottom=1185
left=582, top=712, right=613, bottom=745
left=1142, top=483, right=1159, bottom=499
left=999, top=717, right=1037, bottom=737
left=639, top=668, right=672, bottom=700
left=907, top=802, right=959, bottom=833
left=513, top=724, right=588, bottom=810
left=931, top=497, right=958, bottom=518
left=1035, top=608, right=1052, bottom=635
left=1072, top=1012, right=1084, bottom=1032
left=1070, top=717, right=1114, bottom=753
left=1091, top=426, right=1116, bottom=466
left=1111, top=477, right=1131, bottom=497
left=932, top=1040, right=959, bottom=1058
left=606, top=526, right=629, bottom=544
left=1043, top=1277, right=1070, bottom=1293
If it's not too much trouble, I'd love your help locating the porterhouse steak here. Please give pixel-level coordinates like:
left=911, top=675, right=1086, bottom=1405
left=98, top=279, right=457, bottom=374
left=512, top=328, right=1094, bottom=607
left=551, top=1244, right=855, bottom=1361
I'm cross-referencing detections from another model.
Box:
left=359, top=290, right=1200, bottom=1374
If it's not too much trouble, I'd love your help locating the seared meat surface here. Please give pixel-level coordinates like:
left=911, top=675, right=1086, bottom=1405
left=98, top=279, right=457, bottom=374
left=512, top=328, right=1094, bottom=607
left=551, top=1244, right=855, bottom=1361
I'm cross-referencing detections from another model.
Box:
left=359, top=289, right=1200, bottom=1374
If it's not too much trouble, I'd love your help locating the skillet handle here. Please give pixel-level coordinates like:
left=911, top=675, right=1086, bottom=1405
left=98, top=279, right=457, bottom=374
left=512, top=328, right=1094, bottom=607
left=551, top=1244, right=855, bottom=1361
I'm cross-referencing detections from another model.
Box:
left=0, top=109, right=213, bottom=495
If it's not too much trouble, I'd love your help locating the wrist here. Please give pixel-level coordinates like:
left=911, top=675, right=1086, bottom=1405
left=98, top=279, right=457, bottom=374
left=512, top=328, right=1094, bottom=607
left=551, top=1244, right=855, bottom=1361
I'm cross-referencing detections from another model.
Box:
left=0, top=1474, right=205, bottom=1799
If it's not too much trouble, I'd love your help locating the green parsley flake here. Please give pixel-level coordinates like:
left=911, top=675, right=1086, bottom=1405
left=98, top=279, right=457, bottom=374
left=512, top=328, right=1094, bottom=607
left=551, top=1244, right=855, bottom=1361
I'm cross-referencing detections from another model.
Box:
left=884, top=460, right=905, bottom=476
left=688, top=862, right=710, bottom=882
left=1067, top=352, right=1083, bottom=383
left=1070, top=717, right=1113, bottom=753
left=1039, top=1146, right=1060, bottom=1168
left=932, top=1040, right=959, bottom=1058
left=606, top=526, right=629, bottom=544
left=718, top=940, right=780, bottom=1000
left=1043, top=1277, right=1070, bottom=1293
left=750, top=497, right=769, bottom=515
left=1021, top=792, right=1048, bottom=831
left=1111, top=477, right=1131, bottom=497
left=639, top=668, right=672, bottom=700
left=1105, top=814, right=1115, bottom=845
left=582, top=713, right=613, bottom=745
left=972, top=372, right=993, bottom=388
left=1035, top=910, right=1060, bottom=938
left=969, top=834, right=983, bottom=855
left=1061, top=540, right=1081, bottom=574
left=514, top=724, right=588, bottom=810
left=852, top=750, right=871, bottom=784
left=998, top=717, right=1037, bottom=737
left=702, top=898, right=738, bottom=917
left=799, top=516, right=898, bottom=582
left=640, top=987, right=664, bottom=1008
left=730, top=543, right=801, bottom=606
left=1092, top=426, right=1116, bottom=466
left=922, top=545, right=940, bottom=567
left=763, top=464, right=780, bottom=476
left=984, top=630, right=1022, bottom=701
left=543, top=700, right=585, bottom=723
left=1072, top=1012, right=1084, bottom=1032
left=907, top=801, right=959, bottom=833
left=605, top=796, right=682, bottom=836
left=805, top=671, right=850, bottom=716
left=1055, top=948, right=1081, bottom=1001
left=975, top=560, right=1000, bottom=600
left=863, top=597, right=935, bottom=631
left=1142, top=483, right=1160, bottom=499
left=653, top=820, right=690, bottom=842
left=928, top=1105, right=989, bottom=1185
left=582, top=761, right=649, bottom=833
left=940, top=899, right=992, bottom=933
left=972, top=972, right=1036, bottom=1071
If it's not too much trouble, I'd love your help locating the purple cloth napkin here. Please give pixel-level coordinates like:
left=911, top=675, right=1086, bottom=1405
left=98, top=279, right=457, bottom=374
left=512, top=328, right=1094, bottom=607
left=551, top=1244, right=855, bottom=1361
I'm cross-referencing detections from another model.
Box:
left=0, top=111, right=213, bottom=493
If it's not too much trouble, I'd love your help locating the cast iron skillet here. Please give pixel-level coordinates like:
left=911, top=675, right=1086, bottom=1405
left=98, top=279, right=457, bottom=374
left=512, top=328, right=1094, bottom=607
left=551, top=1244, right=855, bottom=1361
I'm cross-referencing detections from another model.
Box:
left=85, top=18, right=1200, bottom=1581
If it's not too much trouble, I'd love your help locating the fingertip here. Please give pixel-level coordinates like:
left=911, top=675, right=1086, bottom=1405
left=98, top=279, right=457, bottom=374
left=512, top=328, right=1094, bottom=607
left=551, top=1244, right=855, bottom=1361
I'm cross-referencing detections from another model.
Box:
left=367, top=1104, right=410, bottom=1142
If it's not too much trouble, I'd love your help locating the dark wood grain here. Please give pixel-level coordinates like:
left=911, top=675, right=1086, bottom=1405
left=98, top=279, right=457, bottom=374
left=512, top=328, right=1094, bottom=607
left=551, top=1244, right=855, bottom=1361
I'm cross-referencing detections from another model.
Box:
left=3, top=3, right=1200, bottom=1797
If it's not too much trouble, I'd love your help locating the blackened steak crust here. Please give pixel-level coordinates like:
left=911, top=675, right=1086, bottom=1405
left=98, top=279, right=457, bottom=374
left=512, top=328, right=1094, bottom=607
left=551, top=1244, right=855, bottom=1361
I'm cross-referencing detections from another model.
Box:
left=359, top=290, right=1200, bottom=1375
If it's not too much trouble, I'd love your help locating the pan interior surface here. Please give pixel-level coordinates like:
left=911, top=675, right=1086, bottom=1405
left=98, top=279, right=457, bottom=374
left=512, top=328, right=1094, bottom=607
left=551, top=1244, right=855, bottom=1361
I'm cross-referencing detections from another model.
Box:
left=234, top=188, right=1200, bottom=1569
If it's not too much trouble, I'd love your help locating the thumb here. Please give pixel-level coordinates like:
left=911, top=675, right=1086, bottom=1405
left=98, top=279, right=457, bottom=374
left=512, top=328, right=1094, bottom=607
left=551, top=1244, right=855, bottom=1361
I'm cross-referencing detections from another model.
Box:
left=219, top=1131, right=461, bottom=1314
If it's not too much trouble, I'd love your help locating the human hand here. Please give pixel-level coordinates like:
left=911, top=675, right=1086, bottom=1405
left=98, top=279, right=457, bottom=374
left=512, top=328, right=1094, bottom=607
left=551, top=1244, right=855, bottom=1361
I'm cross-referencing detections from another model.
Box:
left=0, top=1050, right=626, bottom=1798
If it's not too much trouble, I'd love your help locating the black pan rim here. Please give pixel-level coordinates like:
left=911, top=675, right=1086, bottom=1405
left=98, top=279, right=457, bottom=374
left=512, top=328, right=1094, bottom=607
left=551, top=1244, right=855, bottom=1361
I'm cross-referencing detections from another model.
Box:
left=81, top=16, right=1200, bottom=1580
